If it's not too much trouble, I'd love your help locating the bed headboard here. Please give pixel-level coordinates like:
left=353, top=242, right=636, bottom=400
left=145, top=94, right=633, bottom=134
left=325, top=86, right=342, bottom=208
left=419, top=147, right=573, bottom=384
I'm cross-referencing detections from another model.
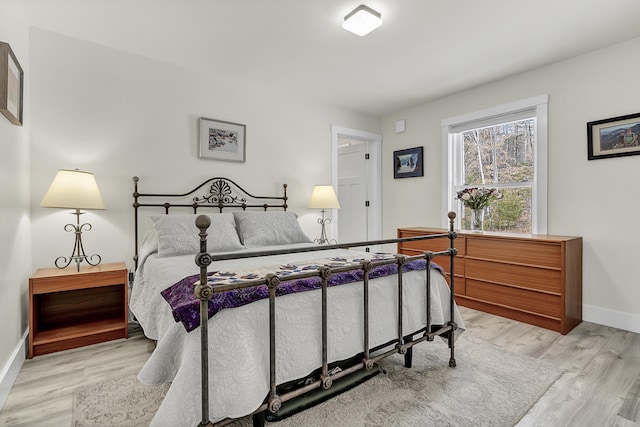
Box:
left=132, top=176, right=288, bottom=269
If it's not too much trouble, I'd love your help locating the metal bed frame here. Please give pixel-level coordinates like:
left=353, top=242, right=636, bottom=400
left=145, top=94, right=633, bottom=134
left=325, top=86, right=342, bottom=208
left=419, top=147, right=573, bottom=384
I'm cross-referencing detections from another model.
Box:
left=132, top=177, right=458, bottom=427
left=132, top=176, right=288, bottom=271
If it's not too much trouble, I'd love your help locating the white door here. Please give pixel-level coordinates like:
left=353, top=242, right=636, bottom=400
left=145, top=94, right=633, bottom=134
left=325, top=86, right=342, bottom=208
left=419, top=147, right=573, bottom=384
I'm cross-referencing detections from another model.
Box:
left=338, top=141, right=368, bottom=244
left=331, top=125, right=382, bottom=252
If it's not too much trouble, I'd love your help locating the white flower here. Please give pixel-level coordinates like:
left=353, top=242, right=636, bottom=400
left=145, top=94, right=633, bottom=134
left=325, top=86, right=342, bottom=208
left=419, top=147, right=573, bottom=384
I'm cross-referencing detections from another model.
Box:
left=461, top=193, right=471, bottom=201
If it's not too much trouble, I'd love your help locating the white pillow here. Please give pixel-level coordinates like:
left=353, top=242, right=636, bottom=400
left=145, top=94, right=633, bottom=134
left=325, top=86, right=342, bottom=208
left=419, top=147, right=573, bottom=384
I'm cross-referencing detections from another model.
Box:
left=149, top=213, right=245, bottom=257
left=233, top=211, right=312, bottom=247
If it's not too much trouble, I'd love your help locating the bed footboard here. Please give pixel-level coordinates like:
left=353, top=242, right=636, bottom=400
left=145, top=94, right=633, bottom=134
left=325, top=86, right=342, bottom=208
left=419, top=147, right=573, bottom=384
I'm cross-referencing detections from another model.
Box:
left=193, top=212, right=458, bottom=426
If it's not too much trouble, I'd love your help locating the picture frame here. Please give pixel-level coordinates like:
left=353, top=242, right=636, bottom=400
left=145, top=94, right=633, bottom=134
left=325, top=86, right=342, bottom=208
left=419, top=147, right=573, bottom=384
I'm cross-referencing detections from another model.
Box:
left=0, top=41, right=24, bottom=126
left=587, top=112, right=640, bottom=160
left=199, top=117, right=246, bottom=162
left=393, top=146, right=424, bottom=179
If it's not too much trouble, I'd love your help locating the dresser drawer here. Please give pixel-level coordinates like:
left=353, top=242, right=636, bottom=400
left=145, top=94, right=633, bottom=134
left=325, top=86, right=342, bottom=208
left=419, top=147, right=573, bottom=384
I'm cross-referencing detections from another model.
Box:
left=466, top=237, right=561, bottom=268
left=466, top=279, right=561, bottom=318
left=435, top=257, right=464, bottom=278
left=451, top=277, right=465, bottom=296
left=465, top=258, right=561, bottom=294
left=433, top=265, right=466, bottom=296
left=399, top=232, right=464, bottom=256
left=398, top=245, right=463, bottom=278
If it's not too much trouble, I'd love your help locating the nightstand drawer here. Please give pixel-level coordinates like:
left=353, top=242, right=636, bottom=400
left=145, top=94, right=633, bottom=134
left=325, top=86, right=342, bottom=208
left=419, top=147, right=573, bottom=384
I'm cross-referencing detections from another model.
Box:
left=31, top=270, right=126, bottom=294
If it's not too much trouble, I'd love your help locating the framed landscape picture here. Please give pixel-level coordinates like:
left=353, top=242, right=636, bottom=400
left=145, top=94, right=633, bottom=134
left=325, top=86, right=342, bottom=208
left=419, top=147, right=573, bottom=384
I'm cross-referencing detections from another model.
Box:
left=0, top=41, right=23, bottom=126
left=199, top=117, right=246, bottom=162
left=587, top=112, right=640, bottom=160
left=393, top=146, right=424, bottom=178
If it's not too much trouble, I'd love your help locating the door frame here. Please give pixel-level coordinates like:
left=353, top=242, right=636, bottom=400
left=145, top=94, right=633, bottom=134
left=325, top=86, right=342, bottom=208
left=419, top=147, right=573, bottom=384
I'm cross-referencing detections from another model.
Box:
left=331, top=125, right=382, bottom=244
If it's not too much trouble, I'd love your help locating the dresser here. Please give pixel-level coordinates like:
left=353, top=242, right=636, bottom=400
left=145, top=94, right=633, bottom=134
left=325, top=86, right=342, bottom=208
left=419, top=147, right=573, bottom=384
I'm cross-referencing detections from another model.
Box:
left=397, top=228, right=582, bottom=334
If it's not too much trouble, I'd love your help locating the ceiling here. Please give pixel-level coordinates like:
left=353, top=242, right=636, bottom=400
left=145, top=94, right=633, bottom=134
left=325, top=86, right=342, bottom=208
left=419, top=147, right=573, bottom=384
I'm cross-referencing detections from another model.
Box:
left=22, top=0, right=640, bottom=117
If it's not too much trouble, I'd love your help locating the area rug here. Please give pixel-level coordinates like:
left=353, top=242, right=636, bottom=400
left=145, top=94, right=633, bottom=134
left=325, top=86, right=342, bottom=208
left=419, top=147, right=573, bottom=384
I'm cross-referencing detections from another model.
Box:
left=72, top=338, right=563, bottom=426
left=72, top=375, right=169, bottom=426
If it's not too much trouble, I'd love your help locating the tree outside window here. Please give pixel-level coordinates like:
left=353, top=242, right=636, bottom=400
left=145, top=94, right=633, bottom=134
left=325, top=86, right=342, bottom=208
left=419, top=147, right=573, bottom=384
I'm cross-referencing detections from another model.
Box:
left=459, top=119, right=535, bottom=233
left=443, top=95, right=548, bottom=234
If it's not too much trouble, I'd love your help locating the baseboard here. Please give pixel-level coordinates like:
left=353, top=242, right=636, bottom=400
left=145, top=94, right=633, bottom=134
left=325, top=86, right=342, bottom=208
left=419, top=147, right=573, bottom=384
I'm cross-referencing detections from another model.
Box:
left=0, top=330, right=28, bottom=411
left=583, top=304, right=640, bottom=334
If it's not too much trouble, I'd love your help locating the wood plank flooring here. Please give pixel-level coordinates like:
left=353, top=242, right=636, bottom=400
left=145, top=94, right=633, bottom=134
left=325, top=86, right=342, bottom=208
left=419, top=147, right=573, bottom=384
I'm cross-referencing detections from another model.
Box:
left=1, top=308, right=639, bottom=426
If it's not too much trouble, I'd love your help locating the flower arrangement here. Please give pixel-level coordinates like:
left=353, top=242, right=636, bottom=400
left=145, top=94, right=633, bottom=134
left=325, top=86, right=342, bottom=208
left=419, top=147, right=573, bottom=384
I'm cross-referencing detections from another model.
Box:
left=456, top=187, right=502, bottom=210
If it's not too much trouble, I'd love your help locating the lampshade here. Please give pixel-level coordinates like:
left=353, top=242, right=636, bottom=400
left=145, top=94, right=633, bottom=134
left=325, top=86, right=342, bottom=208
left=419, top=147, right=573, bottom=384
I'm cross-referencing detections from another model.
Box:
left=342, top=5, right=382, bottom=36
left=308, top=185, right=341, bottom=209
left=40, top=169, right=106, bottom=210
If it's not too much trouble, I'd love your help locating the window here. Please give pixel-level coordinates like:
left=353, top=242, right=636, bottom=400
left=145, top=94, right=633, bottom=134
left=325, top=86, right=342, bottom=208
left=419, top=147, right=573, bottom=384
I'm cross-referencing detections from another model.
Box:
left=442, top=95, right=548, bottom=234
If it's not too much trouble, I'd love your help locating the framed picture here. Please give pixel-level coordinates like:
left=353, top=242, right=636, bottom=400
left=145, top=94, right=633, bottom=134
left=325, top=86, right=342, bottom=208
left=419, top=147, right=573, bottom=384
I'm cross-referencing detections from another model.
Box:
left=393, top=146, right=424, bottom=179
left=199, top=117, right=246, bottom=162
left=0, top=41, right=24, bottom=126
left=587, top=112, right=640, bottom=160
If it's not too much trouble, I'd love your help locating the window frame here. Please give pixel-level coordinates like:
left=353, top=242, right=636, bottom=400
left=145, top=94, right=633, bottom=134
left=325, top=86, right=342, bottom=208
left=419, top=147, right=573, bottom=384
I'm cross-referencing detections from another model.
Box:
left=441, top=95, right=548, bottom=234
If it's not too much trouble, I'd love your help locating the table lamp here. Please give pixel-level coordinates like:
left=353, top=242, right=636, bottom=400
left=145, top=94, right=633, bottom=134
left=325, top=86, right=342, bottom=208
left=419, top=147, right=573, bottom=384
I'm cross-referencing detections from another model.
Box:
left=40, top=169, right=106, bottom=271
left=308, top=185, right=341, bottom=244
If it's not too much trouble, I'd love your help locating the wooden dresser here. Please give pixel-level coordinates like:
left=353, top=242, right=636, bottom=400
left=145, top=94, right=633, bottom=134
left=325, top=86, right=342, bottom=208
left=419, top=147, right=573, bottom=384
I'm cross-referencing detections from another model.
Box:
left=397, top=228, right=582, bottom=334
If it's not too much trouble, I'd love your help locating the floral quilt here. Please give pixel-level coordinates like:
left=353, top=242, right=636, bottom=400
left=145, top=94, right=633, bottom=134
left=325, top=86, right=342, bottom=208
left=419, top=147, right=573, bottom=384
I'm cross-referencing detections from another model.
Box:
left=161, top=253, right=444, bottom=332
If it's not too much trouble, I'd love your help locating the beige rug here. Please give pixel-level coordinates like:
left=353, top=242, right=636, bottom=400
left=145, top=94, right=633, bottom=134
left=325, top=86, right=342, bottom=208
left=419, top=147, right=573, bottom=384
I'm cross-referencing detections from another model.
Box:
left=72, top=376, right=169, bottom=426
left=72, top=338, right=563, bottom=426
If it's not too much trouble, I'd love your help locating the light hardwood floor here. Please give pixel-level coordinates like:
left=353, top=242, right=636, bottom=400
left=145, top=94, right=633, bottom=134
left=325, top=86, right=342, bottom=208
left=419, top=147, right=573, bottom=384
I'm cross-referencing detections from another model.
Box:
left=1, top=308, right=639, bottom=426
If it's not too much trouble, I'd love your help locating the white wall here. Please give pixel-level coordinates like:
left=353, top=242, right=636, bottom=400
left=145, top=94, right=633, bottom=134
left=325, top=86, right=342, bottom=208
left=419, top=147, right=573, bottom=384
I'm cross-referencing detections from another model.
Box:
left=0, top=0, right=31, bottom=409
left=29, top=28, right=380, bottom=274
left=381, top=36, right=640, bottom=333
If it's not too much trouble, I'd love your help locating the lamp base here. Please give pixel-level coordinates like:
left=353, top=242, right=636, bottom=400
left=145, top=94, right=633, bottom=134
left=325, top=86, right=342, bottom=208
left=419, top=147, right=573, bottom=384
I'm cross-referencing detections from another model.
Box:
left=314, top=209, right=337, bottom=245
left=55, top=209, right=102, bottom=272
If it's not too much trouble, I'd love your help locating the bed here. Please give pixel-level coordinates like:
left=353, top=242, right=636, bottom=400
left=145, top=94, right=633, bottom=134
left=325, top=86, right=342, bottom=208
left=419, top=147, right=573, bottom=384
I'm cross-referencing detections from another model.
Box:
left=129, top=177, right=465, bottom=426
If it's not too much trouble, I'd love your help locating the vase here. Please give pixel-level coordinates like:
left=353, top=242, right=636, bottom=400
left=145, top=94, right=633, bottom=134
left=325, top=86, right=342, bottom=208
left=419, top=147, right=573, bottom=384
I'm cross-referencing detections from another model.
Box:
left=469, top=207, right=485, bottom=232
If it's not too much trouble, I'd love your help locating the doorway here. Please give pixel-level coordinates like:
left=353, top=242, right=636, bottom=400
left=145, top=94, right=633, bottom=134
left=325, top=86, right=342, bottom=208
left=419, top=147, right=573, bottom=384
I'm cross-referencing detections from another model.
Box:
left=331, top=125, right=382, bottom=251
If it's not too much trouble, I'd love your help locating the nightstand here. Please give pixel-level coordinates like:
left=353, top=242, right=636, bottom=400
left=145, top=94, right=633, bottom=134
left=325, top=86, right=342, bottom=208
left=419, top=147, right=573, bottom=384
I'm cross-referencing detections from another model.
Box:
left=28, top=262, right=129, bottom=358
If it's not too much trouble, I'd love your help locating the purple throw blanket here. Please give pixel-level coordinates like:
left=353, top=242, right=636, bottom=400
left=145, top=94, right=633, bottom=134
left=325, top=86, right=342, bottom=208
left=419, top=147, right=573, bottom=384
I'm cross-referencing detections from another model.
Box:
left=161, top=258, right=445, bottom=332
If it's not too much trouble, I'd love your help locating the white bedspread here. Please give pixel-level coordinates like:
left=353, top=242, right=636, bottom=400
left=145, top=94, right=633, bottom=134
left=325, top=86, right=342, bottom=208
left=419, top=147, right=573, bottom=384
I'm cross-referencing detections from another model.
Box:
left=130, top=244, right=465, bottom=426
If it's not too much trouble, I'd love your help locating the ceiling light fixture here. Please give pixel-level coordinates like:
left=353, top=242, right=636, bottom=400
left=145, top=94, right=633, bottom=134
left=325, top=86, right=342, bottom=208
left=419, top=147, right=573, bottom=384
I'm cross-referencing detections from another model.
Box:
left=342, top=5, right=382, bottom=37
